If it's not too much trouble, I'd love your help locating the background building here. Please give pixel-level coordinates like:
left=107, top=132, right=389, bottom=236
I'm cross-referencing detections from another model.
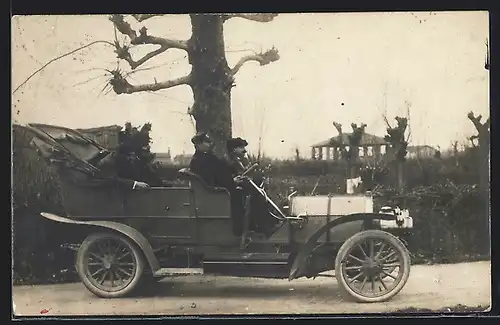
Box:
left=311, top=132, right=389, bottom=162
left=77, top=125, right=122, bottom=150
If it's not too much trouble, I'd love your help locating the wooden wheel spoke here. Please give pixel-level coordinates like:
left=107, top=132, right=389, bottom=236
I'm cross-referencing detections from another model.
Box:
left=374, top=243, right=386, bottom=259
left=114, top=270, right=123, bottom=282
left=109, top=269, right=115, bottom=287
left=378, top=276, right=388, bottom=290
left=383, top=262, right=401, bottom=268
left=368, top=240, right=375, bottom=258
left=113, top=243, right=122, bottom=255
left=381, top=270, right=397, bottom=280
left=118, top=262, right=135, bottom=266
left=347, top=254, right=364, bottom=263
left=359, top=276, right=368, bottom=292
left=371, top=277, right=376, bottom=293
left=88, top=262, right=102, bottom=266
left=91, top=268, right=106, bottom=277
left=345, top=265, right=363, bottom=271
left=89, top=252, right=105, bottom=262
left=380, top=250, right=396, bottom=262
left=117, top=267, right=133, bottom=277
left=117, top=251, right=131, bottom=260
left=99, top=270, right=109, bottom=284
left=348, top=271, right=364, bottom=283
left=357, top=244, right=368, bottom=258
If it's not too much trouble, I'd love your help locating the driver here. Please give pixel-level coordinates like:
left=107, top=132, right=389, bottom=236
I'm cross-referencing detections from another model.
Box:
left=225, top=137, right=250, bottom=177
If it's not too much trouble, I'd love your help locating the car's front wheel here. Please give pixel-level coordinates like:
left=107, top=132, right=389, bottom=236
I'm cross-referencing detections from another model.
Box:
left=76, top=232, right=146, bottom=298
left=335, top=230, right=411, bottom=303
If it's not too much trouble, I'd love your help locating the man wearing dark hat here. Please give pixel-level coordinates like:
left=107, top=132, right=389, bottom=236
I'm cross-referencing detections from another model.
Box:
left=225, top=137, right=250, bottom=177
left=189, top=132, right=248, bottom=236
left=189, top=132, right=243, bottom=189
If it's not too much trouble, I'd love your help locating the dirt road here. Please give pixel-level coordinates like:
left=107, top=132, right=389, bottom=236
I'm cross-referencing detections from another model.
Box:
left=13, top=261, right=491, bottom=316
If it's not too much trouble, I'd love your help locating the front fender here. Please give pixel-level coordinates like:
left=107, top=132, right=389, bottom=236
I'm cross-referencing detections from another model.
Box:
left=40, top=212, right=160, bottom=273
left=289, top=213, right=398, bottom=281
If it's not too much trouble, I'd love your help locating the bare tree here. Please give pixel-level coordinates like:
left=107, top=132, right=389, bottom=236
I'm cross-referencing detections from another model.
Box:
left=256, top=105, right=268, bottom=162
left=467, top=111, right=490, bottom=198
left=467, top=112, right=490, bottom=149
left=451, top=140, right=459, bottom=167
left=108, top=14, right=280, bottom=156
left=332, top=121, right=367, bottom=179
left=383, top=116, right=409, bottom=193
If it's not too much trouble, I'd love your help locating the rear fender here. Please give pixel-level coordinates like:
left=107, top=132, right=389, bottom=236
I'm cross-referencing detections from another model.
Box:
left=289, top=213, right=397, bottom=281
left=40, top=212, right=160, bottom=273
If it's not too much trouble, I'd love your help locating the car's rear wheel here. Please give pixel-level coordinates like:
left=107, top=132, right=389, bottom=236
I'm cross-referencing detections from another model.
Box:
left=335, top=230, right=411, bottom=303
left=76, top=232, right=146, bottom=298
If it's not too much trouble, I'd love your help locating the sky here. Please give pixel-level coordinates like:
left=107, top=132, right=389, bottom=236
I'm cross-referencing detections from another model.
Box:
left=11, top=12, right=490, bottom=159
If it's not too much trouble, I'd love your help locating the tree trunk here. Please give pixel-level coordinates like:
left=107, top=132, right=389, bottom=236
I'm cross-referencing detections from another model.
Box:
left=397, top=162, right=404, bottom=193
left=188, top=14, right=233, bottom=157
left=478, top=136, right=490, bottom=199
left=478, top=139, right=490, bottom=255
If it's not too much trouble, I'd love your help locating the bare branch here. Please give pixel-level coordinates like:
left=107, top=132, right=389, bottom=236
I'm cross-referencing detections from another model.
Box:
left=109, top=14, right=137, bottom=39
left=404, top=100, right=412, bottom=143
left=333, top=122, right=343, bottom=135
left=467, top=111, right=489, bottom=135
left=109, top=14, right=188, bottom=49
left=224, top=13, right=278, bottom=23
left=114, top=44, right=169, bottom=70
left=381, top=113, right=391, bottom=129
left=109, top=14, right=189, bottom=69
left=13, top=40, right=115, bottom=95
left=230, top=47, right=279, bottom=75
left=109, top=70, right=191, bottom=94
left=131, top=14, right=165, bottom=22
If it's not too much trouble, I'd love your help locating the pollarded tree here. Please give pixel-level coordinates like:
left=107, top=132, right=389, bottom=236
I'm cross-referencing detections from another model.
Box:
left=332, top=121, right=367, bottom=179
left=466, top=111, right=490, bottom=255
left=384, top=116, right=409, bottom=193
left=107, top=14, right=280, bottom=156
left=467, top=112, right=490, bottom=196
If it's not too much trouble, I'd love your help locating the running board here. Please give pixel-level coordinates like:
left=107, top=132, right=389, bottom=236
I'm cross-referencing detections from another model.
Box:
left=203, top=252, right=291, bottom=263
left=202, top=253, right=291, bottom=279
left=153, top=268, right=204, bottom=277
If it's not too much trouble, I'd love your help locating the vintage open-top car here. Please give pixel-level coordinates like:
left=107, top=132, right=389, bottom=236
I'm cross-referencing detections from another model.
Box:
left=23, top=123, right=414, bottom=303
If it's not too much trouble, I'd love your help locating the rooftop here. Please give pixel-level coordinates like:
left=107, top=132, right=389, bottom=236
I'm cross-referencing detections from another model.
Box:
left=407, top=145, right=438, bottom=153
left=76, top=125, right=122, bottom=133
left=312, top=132, right=389, bottom=147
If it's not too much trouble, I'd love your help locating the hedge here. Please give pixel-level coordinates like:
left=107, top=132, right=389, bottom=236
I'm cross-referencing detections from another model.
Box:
left=12, top=125, right=79, bottom=284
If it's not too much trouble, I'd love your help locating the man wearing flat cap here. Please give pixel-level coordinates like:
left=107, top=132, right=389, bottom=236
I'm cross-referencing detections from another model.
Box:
left=225, top=137, right=251, bottom=177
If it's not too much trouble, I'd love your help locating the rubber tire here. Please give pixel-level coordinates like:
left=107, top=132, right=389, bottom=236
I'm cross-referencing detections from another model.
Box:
left=76, top=232, right=146, bottom=299
left=335, top=229, right=411, bottom=303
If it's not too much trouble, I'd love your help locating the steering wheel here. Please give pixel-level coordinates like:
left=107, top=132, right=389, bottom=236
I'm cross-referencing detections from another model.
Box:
left=241, top=162, right=259, bottom=177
